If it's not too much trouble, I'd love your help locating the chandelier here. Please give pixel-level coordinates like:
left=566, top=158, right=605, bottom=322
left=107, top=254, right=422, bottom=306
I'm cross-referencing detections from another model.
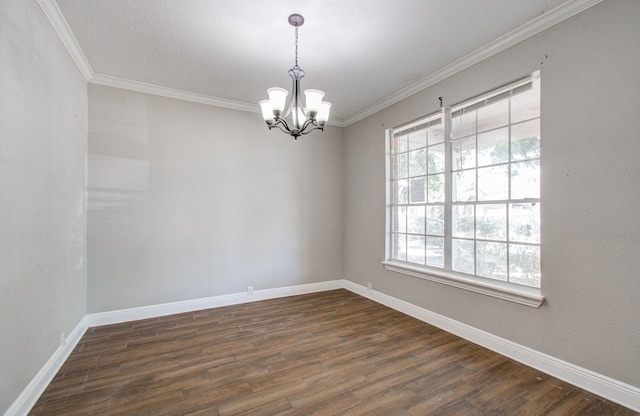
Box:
left=259, top=14, right=331, bottom=139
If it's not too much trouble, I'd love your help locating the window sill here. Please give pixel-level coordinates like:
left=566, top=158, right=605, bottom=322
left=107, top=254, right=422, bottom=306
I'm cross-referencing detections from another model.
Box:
left=381, top=260, right=545, bottom=308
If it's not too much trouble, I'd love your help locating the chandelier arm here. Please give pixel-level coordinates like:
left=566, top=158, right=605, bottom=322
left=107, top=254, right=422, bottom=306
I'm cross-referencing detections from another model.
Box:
left=272, top=118, right=304, bottom=139
left=299, top=117, right=316, bottom=132
left=299, top=119, right=325, bottom=135
left=271, top=124, right=293, bottom=135
left=272, top=117, right=293, bottom=135
left=300, top=124, right=324, bottom=134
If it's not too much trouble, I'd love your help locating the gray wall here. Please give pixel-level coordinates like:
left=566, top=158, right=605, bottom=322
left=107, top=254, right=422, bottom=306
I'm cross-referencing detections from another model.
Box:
left=0, top=1, right=87, bottom=413
left=87, top=85, right=345, bottom=313
left=344, top=0, right=640, bottom=388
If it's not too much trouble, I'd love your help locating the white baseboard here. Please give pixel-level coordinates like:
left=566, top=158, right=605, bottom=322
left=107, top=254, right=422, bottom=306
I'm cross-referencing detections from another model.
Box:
left=4, top=316, right=88, bottom=416
left=342, top=280, right=640, bottom=413
left=8, top=279, right=639, bottom=415
left=86, top=280, right=343, bottom=327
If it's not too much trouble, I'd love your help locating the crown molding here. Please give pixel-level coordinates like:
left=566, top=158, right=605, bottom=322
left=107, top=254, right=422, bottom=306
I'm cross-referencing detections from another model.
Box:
left=89, top=74, right=260, bottom=113
left=36, top=0, right=348, bottom=126
left=88, top=74, right=349, bottom=127
left=37, top=0, right=93, bottom=80
left=39, top=0, right=600, bottom=129
left=341, top=0, right=605, bottom=127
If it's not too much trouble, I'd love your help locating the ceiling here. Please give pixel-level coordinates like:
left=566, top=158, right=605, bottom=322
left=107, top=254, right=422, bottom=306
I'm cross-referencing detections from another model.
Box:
left=46, top=0, right=597, bottom=126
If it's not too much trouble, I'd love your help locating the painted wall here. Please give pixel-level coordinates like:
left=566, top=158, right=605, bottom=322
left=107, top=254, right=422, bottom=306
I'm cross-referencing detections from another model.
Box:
left=0, top=1, right=87, bottom=413
left=344, top=0, right=640, bottom=388
left=87, top=84, right=344, bottom=313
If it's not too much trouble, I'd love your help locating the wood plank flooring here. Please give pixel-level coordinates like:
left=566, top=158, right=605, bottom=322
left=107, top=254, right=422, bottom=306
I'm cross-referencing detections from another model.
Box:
left=29, top=289, right=638, bottom=415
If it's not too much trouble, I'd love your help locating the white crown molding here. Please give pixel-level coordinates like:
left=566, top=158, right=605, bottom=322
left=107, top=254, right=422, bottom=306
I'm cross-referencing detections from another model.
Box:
left=89, top=74, right=260, bottom=115
left=8, top=279, right=639, bottom=414
left=88, top=74, right=349, bottom=127
left=4, top=317, right=88, bottom=416
left=341, top=0, right=605, bottom=127
left=39, top=0, right=600, bottom=129
left=37, top=0, right=93, bottom=80
left=40, top=0, right=599, bottom=128
left=35, top=0, right=350, bottom=128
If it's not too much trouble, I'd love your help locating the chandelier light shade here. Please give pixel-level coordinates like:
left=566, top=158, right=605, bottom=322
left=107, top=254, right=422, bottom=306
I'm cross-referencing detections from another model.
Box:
left=259, top=14, right=331, bottom=139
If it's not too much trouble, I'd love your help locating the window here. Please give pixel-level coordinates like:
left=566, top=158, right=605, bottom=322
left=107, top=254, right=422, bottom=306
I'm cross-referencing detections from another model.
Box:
left=385, top=71, right=543, bottom=307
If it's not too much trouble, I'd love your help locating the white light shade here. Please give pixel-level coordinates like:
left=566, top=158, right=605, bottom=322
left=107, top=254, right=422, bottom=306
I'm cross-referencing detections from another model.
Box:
left=259, top=100, right=274, bottom=122
left=317, top=101, right=332, bottom=123
left=304, top=89, right=325, bottom=113
left=267, top=87, right=288, bottom=112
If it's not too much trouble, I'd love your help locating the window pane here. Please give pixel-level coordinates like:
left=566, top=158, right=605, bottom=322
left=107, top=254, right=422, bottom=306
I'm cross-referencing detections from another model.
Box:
left=427, top=124, right=445, bottom=145
left=452, top=239, right=474, bottom=274
left=409, top=177, right=426, bottom=203
left=478, top=165, right=509, bottom=201
left=427, top=174, right=445, bottom=203
left=451, top=137, right=476, bottom=170
left=426, top=205, right=444, bottom=236
left=511, top=160, right=540, bottom=199
left=397, top=153, right=408, bottom=178
left=428, top=143, right=445, bottom=174
left=395, top=134, right=408, bottom=153
left=407, top=235, right=426, bottom=264
left=392, top=233, right=406, bottom=261
left=478, top=99, right=509, bottom=132
left=409, top=149, right=426, bottom=177
left=477, top=128, right=509, bottom=167
left=426, top=237, right=444, bottom=268
left=476, top=241, right=507, bottom=280
left=509, top=244, right=540, bottom=288
left=453, top=204, right=474, bottom=238
left=393, top=179, right=408, bottom=204
left=476, top=204, right=506, bottom=241
left=509, top=203, right=540, bottom=244
left=392, top=206, right=406, bottom=233
left=452, top=170, right=476, bottom=202
left=511, top=120, right=540, bottom=161
left=408, top=129, right=427, bottom=150
left=451, top=111, right=476, bottom=139
left=511, top=87, right=540, bottom=123
left=407, top=205, right=425, bottom=234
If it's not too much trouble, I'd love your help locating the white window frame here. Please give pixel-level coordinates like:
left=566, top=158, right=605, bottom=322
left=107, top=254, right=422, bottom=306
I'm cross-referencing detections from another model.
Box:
left=383, top=71, right=544, bottom=308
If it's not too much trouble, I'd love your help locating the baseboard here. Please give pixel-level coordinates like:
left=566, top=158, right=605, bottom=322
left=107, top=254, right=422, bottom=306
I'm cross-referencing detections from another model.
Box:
left=86, top=280, right=343, bottom=327
left=342, top=280, right=640, bottom=412
left=4, top=316, right=88, bottom=416
left=8, top=279, right=639, bottom=415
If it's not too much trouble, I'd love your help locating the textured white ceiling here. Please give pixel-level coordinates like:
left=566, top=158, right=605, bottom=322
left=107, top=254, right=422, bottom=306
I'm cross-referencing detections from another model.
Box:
left=53, top=0, right=581, bottom=124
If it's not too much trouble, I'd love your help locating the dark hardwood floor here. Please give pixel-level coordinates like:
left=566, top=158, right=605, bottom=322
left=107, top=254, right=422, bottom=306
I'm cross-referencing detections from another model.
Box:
left=29, top=289, right=637, bottom=415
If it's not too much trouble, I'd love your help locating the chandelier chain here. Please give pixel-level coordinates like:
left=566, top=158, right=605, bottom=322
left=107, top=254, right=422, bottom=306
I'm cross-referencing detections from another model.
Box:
left=294, top=24, right=299, bottom=67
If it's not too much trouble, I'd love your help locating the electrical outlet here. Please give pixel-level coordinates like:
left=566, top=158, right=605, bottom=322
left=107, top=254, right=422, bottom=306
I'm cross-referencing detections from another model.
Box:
left=248, top=286, right=254, bottom=295
left=367, top=283, right=372, bottom=291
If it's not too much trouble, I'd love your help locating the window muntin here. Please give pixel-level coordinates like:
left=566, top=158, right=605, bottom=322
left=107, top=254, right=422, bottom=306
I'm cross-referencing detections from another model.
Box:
left=389, top=72, right=541, bottom=289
